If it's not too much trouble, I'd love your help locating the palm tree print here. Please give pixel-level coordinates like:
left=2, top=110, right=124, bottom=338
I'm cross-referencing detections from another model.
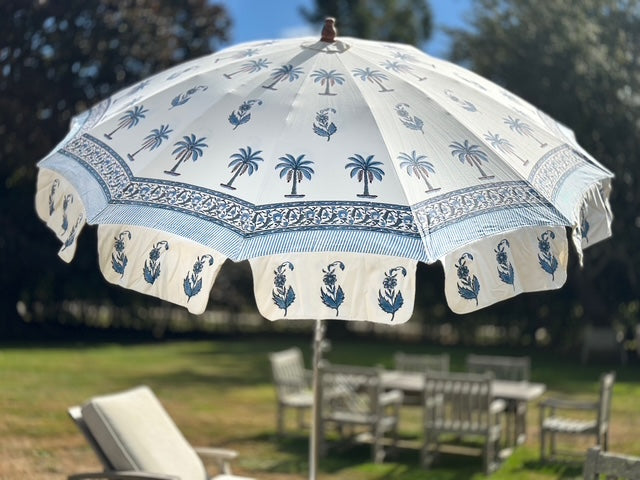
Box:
left=484, top=131, right=528, bottom=166
left=398, top=150, right=439, bottom=193
left=345, top=154, right=385, bottom=198
left=381, top=60, right=426, bottom=81
left=223, top=58, right=270, bottom=79
left=104, top=105, right=148, bottom=140
left=221, top=146, right=264, bottom=190
left=503, top=116, right=548, bottom=147
left=310, top=69, right=345, bottom=96
left=352, top=67, right=393, bottom=92
left=163, top=134, right=208, bottom=176
left=275, top=154, right=315, bottom=198
left=263, top=64, right=304, bottom=90
left=215, top=47, right=260, bottom=64
left=128, top=124, right=173, bottom=161
left=449, top=140, right=494, bottom=180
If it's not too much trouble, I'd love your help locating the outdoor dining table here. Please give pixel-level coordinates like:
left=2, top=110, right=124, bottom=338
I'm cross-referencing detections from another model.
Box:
left=380, top=370, right=546, bottom=447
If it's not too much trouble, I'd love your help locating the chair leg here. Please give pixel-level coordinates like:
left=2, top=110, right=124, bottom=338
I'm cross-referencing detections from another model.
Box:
left=277, top=404, right=285, bottom=435
left=540, top=428, right=546, bottom=461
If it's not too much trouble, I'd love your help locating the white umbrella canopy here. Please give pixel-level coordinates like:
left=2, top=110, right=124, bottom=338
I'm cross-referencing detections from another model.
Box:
left=35, top=18, right=613, bottom=478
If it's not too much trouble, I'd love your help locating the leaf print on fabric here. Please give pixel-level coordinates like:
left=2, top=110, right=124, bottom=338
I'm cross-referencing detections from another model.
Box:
left=275, top=154, right=315, bottom=198
left=127, top=124, right=173, bottom=161
left=221, top=146, right=264, bottom=190
left=104, top=105, right=148, bottom=140
left=345, top=154, right=385, bottom=198
left=272, top=262, right=295, bottom=316
left=444, top=89, right=477, bottom=112
left=312, top=108, right=337, bottom=141
left=395, top=103, right=424, bottom=133
left=378, top=266, right=407, bottom=321
left=111, top=230, right=132, bottom=277
left=60, top=214, right=83, bottom=252
left=143, top=240, right=169, bottom=285
left=48, top=179, right=60, bottom=216
left=320, top=261, right=345, bottom=316
left=495, top=239, right=515, bottom=288
left=455, top=253, right=480, bottom=305
left=61, top=194, right=73, bottom=233
left=228, top=100, right=263, bottom=130
left=537, top=230, right=558, bottom=280
left=170, top=85, right=208, bottom=109
left=184, top=254, right=214, bottom=301
left=580, top=204, right=590, bottom=243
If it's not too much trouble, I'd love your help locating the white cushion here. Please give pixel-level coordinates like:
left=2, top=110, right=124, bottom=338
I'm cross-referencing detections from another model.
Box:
left=82, top=385, right=207, bottom=480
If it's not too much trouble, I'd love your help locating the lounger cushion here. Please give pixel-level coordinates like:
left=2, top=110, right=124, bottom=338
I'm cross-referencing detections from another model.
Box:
left=82, top=385, right=207, bottom=480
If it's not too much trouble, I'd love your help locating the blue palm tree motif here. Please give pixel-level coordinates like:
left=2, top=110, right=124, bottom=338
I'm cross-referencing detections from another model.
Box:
left=143, top=240, right=169, bottom=285
left=228, top=99, right=263, bottom=130
left=390, top=51, right=419, bottom=63
left=263, top=64, right=304, bottom=90
left=104, top=105, right=148, bottom=140
left=380, top=60, right=426, bottom=81
left=537, top=230, right=559, bottom=280
left=398, top=150, right=439, bottom=193
left=444, top=89, right=477, bottom=112
left=221, top=146, right=264, bottom=190
left=503, top=115, right=548, bottom=147
left=484, top=131, right=528, bottom=166
left=126, top=80, right=150, bottom=96
left=170, top=85, right=208, bottom=109
left=495, top=239, right=515, bottom=288
left=378, top=266, right=407, bottom=321
left=272, top=262, right=295, bottom=316
left=127, top=124, right=173, bottom=161
left=310, top=69, right=345, bottom=95
left=216, top=47, right=260, bottom=64
left=449, top=140, right=494, bottom=180
left=455, top=253, right=480, bottom=305
left=61, top=194, right=73, bottom=233
left=48, top=179, right=60, bottom=216
left=223, top=58, right=271, bottom=79
left=183, top=254, right=214, bottom=301
left=164, top=134, right=208, bottom=176
left=352, top=67, right=393, bottom=92
left=275, top=154, right=315, bottom=198
left=111, top=230, right=132, bottom=277
left=345, top=154, right=385, bottom=198
left=395, top=103, right=424, bottom=133
left=320, top=261, right=345, bottom=316
left=312, top=108, right=338, bottom=141
left=580, top=204, right=590, bottom=243
left=166, top=66, right=199, bottom=80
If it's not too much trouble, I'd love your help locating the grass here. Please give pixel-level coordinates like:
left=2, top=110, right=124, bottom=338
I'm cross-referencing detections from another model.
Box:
left=1, top=334, right=639, bottom=480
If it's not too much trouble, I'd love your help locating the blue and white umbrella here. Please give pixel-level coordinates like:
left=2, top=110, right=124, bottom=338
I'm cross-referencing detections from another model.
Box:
left=35, top=20, right=613, bottom=478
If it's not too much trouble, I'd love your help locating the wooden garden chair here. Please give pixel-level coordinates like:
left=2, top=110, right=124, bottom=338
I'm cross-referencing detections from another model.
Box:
left=583, top=446, right=640, bottom=479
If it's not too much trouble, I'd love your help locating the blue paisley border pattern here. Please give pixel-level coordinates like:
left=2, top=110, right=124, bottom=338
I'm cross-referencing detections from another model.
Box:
left=60, top=133, right=576, bottom=240
left=528, top=144, right=586, bottom=200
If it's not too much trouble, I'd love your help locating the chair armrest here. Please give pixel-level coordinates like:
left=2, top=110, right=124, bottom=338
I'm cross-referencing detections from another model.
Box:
left=490, top=398, right=506, bottom=414
left=539, top=397, right=599, bottom=411
left=69, top=471, right=179, bottom=480
left=194, top=447, right=239, bottom=475
left=379, top=389, right=403, bottom=406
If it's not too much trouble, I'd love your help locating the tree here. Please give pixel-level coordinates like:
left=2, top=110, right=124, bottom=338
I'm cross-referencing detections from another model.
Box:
left=449, top=0, right=640, bottom=329
left=301, top=0, right=433, bottom=46
left=0, top=0, right=231, bottom=335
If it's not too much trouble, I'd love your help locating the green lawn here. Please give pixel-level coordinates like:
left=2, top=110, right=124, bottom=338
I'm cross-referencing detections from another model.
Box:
left=1, top=335, right=638, bottom=480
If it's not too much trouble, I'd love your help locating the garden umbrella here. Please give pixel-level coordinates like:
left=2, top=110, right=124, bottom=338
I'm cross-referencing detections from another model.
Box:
left=35, top=19, right=613, bottom=480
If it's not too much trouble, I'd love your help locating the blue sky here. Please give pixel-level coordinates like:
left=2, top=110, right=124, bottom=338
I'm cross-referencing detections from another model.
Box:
left=217, top=0, right=471, bottom=58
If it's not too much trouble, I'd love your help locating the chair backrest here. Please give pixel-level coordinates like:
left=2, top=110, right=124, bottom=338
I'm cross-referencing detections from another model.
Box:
left=596, top=371, right=616, bottom=433
left=394, top=352, right=450, bottom=374
left=584, top=446, right=640, bottom=480
left=466, top=354, right=530, bottom=381
left=78, top=385, right=207, bottom=480
left=269, top=347, right=308, bottom=397
left=320, top=363, right=382, bottom=416
left=423, top=371, right=494, bottom=428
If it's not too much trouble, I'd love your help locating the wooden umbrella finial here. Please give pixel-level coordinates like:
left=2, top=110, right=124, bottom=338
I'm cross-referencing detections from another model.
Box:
left=320, top=17, right=337, bottom=43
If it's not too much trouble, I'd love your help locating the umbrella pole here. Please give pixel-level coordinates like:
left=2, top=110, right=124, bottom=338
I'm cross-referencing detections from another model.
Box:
left=310, top=318, right=326, bottom=480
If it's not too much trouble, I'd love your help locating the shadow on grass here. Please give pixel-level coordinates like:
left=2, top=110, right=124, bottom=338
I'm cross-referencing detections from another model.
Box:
left=522, top=458, right=582, bottom=479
